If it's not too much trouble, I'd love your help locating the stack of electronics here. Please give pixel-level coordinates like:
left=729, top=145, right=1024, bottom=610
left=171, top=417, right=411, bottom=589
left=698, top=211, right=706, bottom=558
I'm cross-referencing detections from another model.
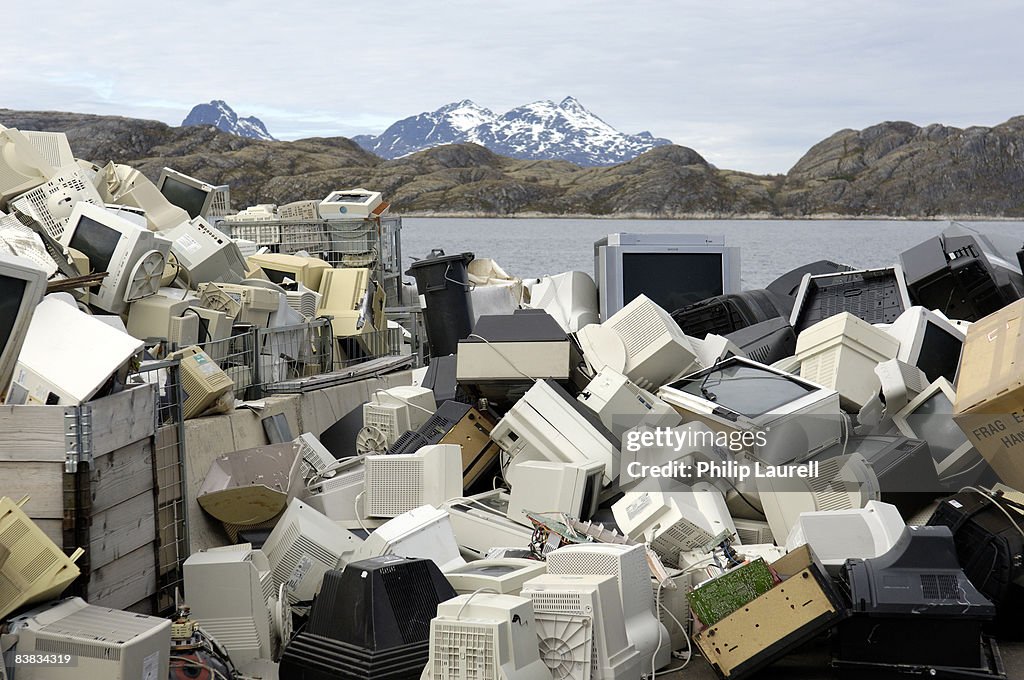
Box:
left=0, top=124, right=404, bottom=416
left=9, top=142, right=1024, bottom=680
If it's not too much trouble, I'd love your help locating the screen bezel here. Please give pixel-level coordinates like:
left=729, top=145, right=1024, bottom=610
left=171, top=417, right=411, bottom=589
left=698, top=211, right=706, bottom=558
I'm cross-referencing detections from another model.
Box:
left=597, top=240, right=739, bottom=320
left=157, top=168, right=215, bottom=219
left=892, top=377, right=976, bottom=475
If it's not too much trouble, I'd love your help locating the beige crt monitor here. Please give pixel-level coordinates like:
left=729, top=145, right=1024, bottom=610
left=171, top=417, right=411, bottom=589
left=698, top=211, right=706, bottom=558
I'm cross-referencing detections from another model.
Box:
left=317, top=267, right=385, bottom=337
left=0, top=126, right=57, bottom=207
left=170, top=346, right=235, bottom=419
left=0, top=252, right=47, bottom=401
left=246, top=252, right=332, bottom=291
left=96, top=162, right=190, bottom=232
left=0, top=496, right=84, bottom=620
left=197, top=282, right=281, bottom=328
left=126, top=294, right=193, bottom=341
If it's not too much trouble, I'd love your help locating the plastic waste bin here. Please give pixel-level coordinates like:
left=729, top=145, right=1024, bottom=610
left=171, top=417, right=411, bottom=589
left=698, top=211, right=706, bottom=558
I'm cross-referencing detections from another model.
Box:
left=407, top=250, right=475, bottom=358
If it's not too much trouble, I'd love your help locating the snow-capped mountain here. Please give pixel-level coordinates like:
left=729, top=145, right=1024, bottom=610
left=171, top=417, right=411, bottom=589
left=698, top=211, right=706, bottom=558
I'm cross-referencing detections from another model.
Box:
left=182, top=100, right=275, bottom=141
left=353, top=97, right=670, bottom=166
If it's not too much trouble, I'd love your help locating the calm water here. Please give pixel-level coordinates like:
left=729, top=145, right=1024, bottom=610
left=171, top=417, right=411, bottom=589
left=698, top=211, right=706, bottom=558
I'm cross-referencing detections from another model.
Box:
left=400, top=218, right=1024, bottom=289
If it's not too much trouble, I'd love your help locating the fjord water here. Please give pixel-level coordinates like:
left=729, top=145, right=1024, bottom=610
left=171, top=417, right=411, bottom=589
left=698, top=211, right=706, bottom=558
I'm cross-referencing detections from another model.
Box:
left=401, top=218, right=1024, bottom=288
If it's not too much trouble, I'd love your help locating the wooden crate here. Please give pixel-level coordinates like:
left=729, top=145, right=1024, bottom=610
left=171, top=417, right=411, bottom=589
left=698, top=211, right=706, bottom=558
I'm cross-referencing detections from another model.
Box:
left=0, top=383, right=162, bottom=612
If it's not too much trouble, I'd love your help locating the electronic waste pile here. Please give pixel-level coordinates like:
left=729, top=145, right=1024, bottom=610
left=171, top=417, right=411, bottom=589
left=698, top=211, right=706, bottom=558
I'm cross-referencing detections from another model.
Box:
left=1, top=121, right=1024, bottom=680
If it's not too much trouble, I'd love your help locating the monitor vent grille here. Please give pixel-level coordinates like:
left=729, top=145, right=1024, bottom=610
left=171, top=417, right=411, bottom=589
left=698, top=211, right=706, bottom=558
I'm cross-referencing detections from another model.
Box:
left=431, top=622, right=498, bottom=680
left=920, top=574, right=960, bottom=601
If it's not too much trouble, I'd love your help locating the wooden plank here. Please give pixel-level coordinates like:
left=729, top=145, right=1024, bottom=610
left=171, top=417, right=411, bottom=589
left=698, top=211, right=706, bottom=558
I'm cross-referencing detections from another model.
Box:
left=89, top=384, right=156, bottom=456
left=88, top=492, right=157, bottom=570
left=0, top=404, right=65, bottom=461
left=0, top=463, right=63, bottom=518
left=90, top=439, right=154, bottom=514
left=86, top=543, right=157, bottom=611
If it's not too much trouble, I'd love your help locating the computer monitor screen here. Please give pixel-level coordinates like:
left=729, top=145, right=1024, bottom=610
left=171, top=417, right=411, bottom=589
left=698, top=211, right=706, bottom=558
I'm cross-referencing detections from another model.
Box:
left=261, top=267, right=293, bottom=285
left=0, top=277, right=27, bottom=350
left=68, top=214, right=120, bottom=273
left=668, top=362, right=816, bottom=417
left=161, top=175, right=208, bottom=218
left=917, top=322, right=963, bottom=383
left=621, top=252, right=724, bottom=313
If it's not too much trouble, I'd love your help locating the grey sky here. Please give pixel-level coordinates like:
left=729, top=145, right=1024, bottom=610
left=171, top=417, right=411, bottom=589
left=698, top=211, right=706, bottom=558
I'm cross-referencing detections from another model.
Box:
left=4, top=1, right=1021, bottom=174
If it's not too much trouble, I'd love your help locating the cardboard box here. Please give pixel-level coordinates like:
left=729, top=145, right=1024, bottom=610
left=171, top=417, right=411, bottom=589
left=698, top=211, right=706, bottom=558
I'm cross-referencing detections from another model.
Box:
left=693, top=545, right=846, bottom=680
left=953, top=298, right=1024, bottom=489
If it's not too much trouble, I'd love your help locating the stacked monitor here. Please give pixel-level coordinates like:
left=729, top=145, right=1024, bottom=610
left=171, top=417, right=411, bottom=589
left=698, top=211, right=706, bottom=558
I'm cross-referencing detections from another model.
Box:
left=58, top=203, right=166, bottom=314
left=157, top=167, right=227, bottom=220
left=884, top=306, right=965, bottom=383
left=247, top=252, right=332, bottom=290
left=0, top=126, right=57, bottom=207
left=443, top=558, right=548, bottom=596
left=594, top=232, right=740, bottom=319
left=319, top=188, right=384, bottom=219
left=164, top=217, right=246, bottom=287
left=362, top=444, right=462, bottom=518
left=357, top=505, right=466, bottom=572
left=0, top=252, right=47, bottom=398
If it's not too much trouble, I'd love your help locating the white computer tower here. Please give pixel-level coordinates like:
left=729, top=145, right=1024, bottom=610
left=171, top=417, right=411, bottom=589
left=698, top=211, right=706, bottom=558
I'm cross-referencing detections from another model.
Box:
left=6, top=597, right=170, bottom=680
left=363, top=444, right=463, bottom=518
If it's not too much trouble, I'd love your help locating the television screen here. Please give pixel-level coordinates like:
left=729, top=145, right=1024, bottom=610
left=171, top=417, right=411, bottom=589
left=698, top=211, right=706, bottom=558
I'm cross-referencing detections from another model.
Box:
left=917, top=322, right=963, bottom=383
left=161, top=176, right=208, bottom=218
left=69, top=215, right=121, bottom=274
left=905, top=392, right=966, bottom=463
left=669, top=362, right=815, bottom=417
left=622, top=252, right=724, bottom=313
left=0, top=275, right=27, bottom=350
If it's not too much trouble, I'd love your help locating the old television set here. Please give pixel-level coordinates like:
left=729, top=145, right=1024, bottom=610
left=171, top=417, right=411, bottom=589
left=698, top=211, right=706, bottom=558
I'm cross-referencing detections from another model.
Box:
left=594, top=232, right=740, bottom=320
left=362, top=444, right=462, bottom=518
left=58, top=203, right=166, bottom=314
left=884, top=306, right=965, bottom=384
left=521, top=574, right=641, bottom=680
left=318, top=188, right=384, bottom=219
left=443, top=558, right=548, bottom=596
left=356, top=505, right=466, bottom=572
left=8, top=166, right=103, bottom=240
left=164, top=216, right=246, bottom=287
left=157, top=167, right=226, bottom=220
left=184, top=544, right=275, bottom=663
left=577, top=294, right=701, bottom=390
left=6, top=597, right=170, bottom=680
left=657, top=356, right=843, bottom=463
left=97, top=162, right=189, bottom=232
left=756, top=453, right=881, bottom=544
left=505, top=460, right=604, bottom=525
left=0, top=126, right=56, bottom=207
left=892, top=377, right=986, bottom=481
left=490, top=379, right=620, bottom=487
left=246, top=252, right=332, bottom=291
left=547, top=543, right=671, bottom=672
left=6, top=297, right=143, bottom=406
left=0, top=252, right=47, bottom=399
left=262, top=499, right=362, bottom=604
left=423, top=593, right=552, bottom=680
left=611, top=484, right=736, bottom=567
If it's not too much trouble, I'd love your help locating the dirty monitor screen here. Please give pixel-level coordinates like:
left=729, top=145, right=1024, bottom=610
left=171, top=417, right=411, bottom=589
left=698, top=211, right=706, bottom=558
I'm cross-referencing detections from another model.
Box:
left=68, top=215, right=120, bottom=274
left=669, top=362, right=815, bottom=418
left=0, top=276, right=27, bottom=350
left=161, top=176, right=209, bottom=218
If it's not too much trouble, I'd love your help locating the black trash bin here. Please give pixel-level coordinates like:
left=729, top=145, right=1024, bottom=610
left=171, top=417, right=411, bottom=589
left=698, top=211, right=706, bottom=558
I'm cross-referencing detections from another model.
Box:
left=406, top=249, right=475, bottom=358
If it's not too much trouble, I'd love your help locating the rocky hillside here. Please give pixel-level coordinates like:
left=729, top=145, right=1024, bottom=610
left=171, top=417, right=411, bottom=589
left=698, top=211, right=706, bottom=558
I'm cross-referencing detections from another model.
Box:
left=2, top=108, right=1023, bottom=217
